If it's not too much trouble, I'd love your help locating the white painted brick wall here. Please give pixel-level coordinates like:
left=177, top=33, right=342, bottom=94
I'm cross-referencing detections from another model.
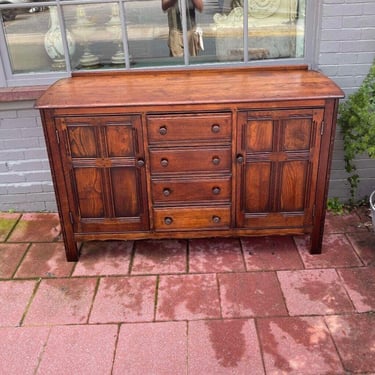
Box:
left=0, top=0, right=374, bottom=211
left=0, top=101, right=57, bottom=212
left=318, top=0, right=375, bottom=202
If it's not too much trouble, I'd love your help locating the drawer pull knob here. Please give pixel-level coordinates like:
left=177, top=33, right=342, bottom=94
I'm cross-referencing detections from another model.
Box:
left=212, top=156, right=220, bottom=165
left=163, top=188, right=171, bottom=197
left=211, top=124, right=220, bottom=133
left=212, top=215, right=221, bottom=223
left=160, top=158, right=169, bottom=167
left=164, top=217, right=173, bottom=225
left=136, top=159, right=145, bottom=167
left=159, top=126, right=168, bottom=135
left=236, top=154, right=244, bottom=164
left=212, top=186, right=221, bottom=195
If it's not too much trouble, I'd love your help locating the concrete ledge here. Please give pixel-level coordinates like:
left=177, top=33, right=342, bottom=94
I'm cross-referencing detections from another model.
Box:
left=0, top=86, right=49, bottom=102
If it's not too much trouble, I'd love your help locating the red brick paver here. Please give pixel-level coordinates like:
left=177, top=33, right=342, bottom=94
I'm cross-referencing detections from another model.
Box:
left=132, top=239, right=187, bottom=274
left=242, top=236, right=303, bottom=271
left=0, top=243, right=28, bottom=278
left=23, top=278, right=97, bottom=325
left=8, top=213, right=60, bottom=242
left=278, top=269, right=354, bottom=315
left=189, top=237, right=245, bottom=273
left=38, top=325, right=118, bottom=375
left=338, top=267, right=375, bottom=312
left=89, top=276, right=156, bottom=323
left=0, top=326, right=50, bottom=375
left=156, top=274, right=221, bottom=320
left=325, top=314, right=375, bottom=373
left=15, top=242, right=74, bottom=278
left=347, top=231, right=375, bottom=265
left=113, top=322, right=187, bottom=374
left=219, top=272, right=288, bottom=318
left=0, top=210, right=374, bottom=374
left=0, top=280, right=36, bottom=326
left=258, top=316, right=344, bottom=374
left=73, top=240, right=133, bottom=276
left=295, top=233, right=363, bottom=268
left=0, top=212, right=20, bottom=241
left=188, top=319, right=264, bottom=374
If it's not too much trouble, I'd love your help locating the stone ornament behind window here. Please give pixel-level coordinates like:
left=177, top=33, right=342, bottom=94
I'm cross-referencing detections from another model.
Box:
left=249, top=0, right=281, bottom=18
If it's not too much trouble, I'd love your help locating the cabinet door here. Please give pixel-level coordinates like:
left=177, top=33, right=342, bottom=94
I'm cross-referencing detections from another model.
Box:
left=55, top=115, right=149, bottom=233
left=236, top=108, right=324, bottom=230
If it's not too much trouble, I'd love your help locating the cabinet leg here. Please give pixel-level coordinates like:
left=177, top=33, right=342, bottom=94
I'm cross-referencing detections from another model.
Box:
left=64, top=238, right=80, bottom=262
left=310, top=230, right=323, bottom=254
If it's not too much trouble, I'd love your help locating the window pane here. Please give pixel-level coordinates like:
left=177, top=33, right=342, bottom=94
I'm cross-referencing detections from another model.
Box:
left=63, top=3, right=125, bottom=70
left=0, top=0, right=307, bottom=78
left=204, top=0, right=244, bottom=63
left=125, top=0, right=179, bottom=68
left=246, top=0, right=305, bottom=60
left=2, top=6, right=70, bottom=73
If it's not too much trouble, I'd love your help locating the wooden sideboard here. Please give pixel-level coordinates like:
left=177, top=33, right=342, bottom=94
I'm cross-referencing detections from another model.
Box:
left=36, top=66, right=344, bottom=261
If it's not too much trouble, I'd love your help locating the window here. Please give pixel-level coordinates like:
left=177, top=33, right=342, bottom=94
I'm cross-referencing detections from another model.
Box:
left=0, top=0, right=317, bottom=87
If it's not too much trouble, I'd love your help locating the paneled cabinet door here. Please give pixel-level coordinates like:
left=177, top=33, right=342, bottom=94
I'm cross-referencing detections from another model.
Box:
left=55, top=115, right=149, bottom=233
left=236, top=108, right=324, bottom=230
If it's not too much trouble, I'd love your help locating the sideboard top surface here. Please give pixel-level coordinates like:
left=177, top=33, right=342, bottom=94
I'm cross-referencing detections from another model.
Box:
left=36, top=67, right=344, bottom=109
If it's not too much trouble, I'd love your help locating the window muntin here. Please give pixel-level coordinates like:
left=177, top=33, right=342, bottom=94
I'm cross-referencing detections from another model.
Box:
left=0, top=0, right=307, bottom=83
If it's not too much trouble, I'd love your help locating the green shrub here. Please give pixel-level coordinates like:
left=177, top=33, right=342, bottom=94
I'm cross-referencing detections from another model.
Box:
left=338, top=60, right=375, bottom=203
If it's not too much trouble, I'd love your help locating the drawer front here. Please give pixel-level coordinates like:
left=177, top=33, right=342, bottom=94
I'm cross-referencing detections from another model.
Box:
left=153, top=206, right=231, bottom=230
left=152, top=176, right=231, bottom=204
left=147, top=113, right=232, bottom=143
left=149, top=147, right=231, bottom=174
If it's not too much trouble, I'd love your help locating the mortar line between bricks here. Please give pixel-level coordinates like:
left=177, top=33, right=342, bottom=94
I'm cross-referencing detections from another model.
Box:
left=128, top=241, right=136, bottom=275
left=253, top=317, right=267, bottom=375
left=322, top=314, right=347, bottom=373
left=3, top=213, right=23, bottom=243
left=86, top=277, right=101, bottom=325
left=19, top=277, right=42, bottom=327
left=10, top=242, right=32, bottom=280
left=110, top=324, right=122, bottom=375
left=153, top=275, right=160, bottom=322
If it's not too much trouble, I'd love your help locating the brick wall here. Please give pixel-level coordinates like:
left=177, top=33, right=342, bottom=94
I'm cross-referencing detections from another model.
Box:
left=0, top=0, right=374, bottom=211
left=0, top=101, right=57, bottom=211
left=318, top=0, right=375, bottom=201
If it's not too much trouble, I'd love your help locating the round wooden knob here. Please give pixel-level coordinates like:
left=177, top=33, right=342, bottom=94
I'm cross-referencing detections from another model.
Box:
left=212, top=186, right=221, bottom=195
left=211, top=124, right=220, bottom=133
left=164, top=217, right=173, bottom=225
left=236, top=154, right=244, bottom=163
left=159, top=126, right=167, bottom=135
left=160, top=158, right=169, bottom=167
left=163, top=188, right=171, bottom=197
left=212, top=156, right=220, bottom=165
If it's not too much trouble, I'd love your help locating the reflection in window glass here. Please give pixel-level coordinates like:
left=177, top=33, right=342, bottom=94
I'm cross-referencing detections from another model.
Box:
left=2, top=6, right=68, bottom=73
left=63, top=3, right=123, bottom=70
left=0, top=0, right=306, bottom=75
left=247, top=0, right=305, bottom=60
left=125, top=0, right=172, bottom=68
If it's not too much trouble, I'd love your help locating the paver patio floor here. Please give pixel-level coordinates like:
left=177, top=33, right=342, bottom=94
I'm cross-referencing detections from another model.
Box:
left=0, top=208, right=374, bottom=374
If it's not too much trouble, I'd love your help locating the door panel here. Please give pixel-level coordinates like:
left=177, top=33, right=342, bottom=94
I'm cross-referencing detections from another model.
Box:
left=74, top=167, right=104, bottom=218
left=237, top=108, right=324, bottom=229
left=279, top=160, right=309, bottom=212
left=55, top=115, right=149, bottom=233
left=244, top=162, right=272, bottom=213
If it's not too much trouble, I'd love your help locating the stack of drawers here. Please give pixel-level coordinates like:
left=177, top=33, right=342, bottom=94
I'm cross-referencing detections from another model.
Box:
left=147, top=112, right=233, bottom=231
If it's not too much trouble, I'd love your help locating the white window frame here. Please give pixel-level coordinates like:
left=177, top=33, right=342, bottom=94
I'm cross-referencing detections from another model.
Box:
left=0, top=0, right=322, bottom=88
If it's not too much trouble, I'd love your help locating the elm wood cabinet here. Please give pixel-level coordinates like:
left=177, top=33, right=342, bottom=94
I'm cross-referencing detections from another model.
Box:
left=36, top=66, right=344, bottom=261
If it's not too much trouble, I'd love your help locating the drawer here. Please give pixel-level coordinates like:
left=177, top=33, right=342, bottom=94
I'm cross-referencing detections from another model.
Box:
left=149, top=146, right=231, bottom=174
left=153, top=206, right=231, bottom=230
left=147, top=113, right=232, bottom=144
left=152, top=176, right=231, bottom=204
